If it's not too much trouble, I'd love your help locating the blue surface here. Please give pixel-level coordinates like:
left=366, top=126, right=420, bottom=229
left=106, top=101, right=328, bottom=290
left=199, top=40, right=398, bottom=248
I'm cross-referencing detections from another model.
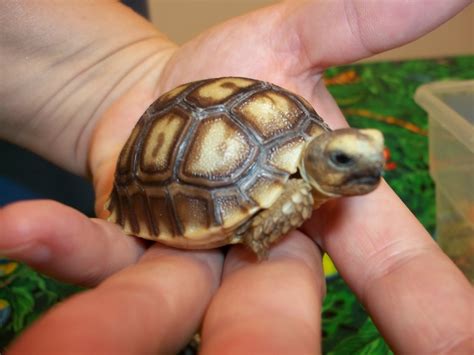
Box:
left=0, top=140, right=94, bottom=215
left=0, top=176, right=42, bottom=204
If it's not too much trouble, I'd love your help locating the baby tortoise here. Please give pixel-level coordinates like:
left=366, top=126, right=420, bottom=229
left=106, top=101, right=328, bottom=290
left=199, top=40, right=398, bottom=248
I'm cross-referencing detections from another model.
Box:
left=106, top=77, right=384, bottom=259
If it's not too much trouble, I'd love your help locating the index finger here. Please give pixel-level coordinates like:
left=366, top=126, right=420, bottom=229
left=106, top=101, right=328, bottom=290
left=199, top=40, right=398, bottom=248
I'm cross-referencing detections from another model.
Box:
left=303, top=181, right=473, bottom=354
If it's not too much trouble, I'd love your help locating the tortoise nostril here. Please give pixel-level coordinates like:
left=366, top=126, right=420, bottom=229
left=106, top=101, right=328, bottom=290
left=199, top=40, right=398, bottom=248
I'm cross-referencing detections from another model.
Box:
left=330, top=151, right=354, bottom=167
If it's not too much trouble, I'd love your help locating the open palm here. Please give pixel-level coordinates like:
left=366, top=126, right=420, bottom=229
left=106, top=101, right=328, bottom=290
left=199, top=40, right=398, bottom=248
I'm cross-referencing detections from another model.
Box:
left=3, top=1, right=472, bottom=354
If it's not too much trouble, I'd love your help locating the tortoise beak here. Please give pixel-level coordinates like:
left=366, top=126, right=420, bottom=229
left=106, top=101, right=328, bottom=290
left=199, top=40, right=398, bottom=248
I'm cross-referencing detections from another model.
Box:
left=343, top=156, right=384, bottom=195
left=347, top=168, right=383, bottom=186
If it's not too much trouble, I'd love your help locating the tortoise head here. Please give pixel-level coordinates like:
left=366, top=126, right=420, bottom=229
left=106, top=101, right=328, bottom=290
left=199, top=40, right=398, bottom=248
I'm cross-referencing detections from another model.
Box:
left=300, top=128, right=384, bottom=197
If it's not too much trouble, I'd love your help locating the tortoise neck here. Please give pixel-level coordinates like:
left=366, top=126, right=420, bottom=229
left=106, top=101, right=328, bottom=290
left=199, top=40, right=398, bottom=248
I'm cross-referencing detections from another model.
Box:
left=298, top=151, right=338, bottom=209
left=311, top=189, right=333, bottom=209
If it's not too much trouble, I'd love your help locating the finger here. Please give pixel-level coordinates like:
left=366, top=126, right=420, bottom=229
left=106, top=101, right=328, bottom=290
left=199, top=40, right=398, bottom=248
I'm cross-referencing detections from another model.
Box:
left=8, top=246, right=223, bottom=355
left=303, top=181, right=474, bottom=353
left=0, top=199, right=146, bottom=286
left=277, top=0, right=471, bottom=67
left=200, top=231, right=325, bottom=355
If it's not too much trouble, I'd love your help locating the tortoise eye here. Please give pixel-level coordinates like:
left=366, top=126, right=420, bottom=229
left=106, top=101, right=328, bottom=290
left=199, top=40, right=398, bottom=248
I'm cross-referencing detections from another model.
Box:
left=330, top=151, right=355, bottom=168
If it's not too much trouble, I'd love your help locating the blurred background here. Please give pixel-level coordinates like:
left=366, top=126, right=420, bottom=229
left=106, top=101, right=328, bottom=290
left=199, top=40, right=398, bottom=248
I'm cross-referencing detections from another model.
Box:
left=149, top=0, right=474, bottom=60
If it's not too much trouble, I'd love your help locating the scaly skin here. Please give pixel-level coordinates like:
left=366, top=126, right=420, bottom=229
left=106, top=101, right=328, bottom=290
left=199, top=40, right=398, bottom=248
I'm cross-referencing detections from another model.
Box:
left=241, top=179, right=314, bottom=260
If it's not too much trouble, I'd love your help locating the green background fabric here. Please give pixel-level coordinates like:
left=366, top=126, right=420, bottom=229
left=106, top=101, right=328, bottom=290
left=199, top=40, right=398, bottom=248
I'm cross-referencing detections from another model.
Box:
left=1, top=56, right=473, bottom=354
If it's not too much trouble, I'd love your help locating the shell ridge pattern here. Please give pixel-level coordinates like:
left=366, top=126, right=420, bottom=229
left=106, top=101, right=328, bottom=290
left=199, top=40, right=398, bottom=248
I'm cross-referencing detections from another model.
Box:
left=221, top=82, right=310, bottom=209
left=178, top=116, right=256, bottom=185
left=171, top=113, right=200, bottom=183
left=179, top=98, right=209, bottom=119
left=228, top=88, right=272, bottom=145
left=184, top=77, right=262, bottom=109
left=111, top=77, right=335, bottom=243
left=165, top=184, right=185, bottom=237
left=134, top=107, right=186, bottom=186
left=210, top=190, right=224, bottom=226
left=210, top=187, right=246, bottom=227
left=158, top=83, right=203, bottom=185
left=146, top=81, right=201, bottom=117
left=239, top=166, right=287, bottom=193
left=133, top=82, right=196, bottom=185
left=112, top=184, right=124, bottom=228
left=110, top=183, right=123, bottom=226
left=223, top=85, right=288, bottom=204
left=227, top=84, right=306, bottom=179
left=219, top=81, right=266, bottom=110
left=170, top=79, right=272, bottom=232
left=123, top=185, right=139, bottom=234
left=261, top=130, right=308, bottom=177
left=131, top=81, right=205, bottom=238
left=210, top=185, right=258, bottom=229
left=133, top=113, right=163, bottom=182
left=137, top=183, right=158, bottom=236
left=280, top=90, right=331, bottom=132
left=207, top=192, right=219, bottom=228
left=180, top=80, right=268, bottom=155
left=177, top=83, right=264, bottom=188
left=301, top=116, right=331, bottom=140
left=119, top=116, right=150, bottom=186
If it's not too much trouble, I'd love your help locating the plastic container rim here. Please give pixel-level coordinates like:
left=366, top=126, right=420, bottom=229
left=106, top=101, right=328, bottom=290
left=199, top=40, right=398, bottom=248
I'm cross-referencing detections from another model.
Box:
left=414, top=80, right=473, bottom=151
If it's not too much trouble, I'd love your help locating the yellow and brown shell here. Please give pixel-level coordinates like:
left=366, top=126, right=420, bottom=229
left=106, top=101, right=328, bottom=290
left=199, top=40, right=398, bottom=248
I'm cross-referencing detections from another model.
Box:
left=106, top=77, right=329, bottom=249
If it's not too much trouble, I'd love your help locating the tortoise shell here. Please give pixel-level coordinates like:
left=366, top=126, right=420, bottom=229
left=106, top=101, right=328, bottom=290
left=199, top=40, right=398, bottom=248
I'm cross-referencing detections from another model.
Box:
left=106, top=77, right=330, bottom=249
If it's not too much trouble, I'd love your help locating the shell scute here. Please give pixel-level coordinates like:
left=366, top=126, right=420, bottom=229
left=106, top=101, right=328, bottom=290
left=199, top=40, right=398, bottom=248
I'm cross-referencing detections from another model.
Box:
left=186, top=77, right=257, bottom=107
left=172, top=191, right=213, bottom=239
left=213, top=190, right=258, bottom=229
left=245, top=175, right=285, bottom=209
left=116, top=119, right=144, bottom=178
left=153, top=83, right=192, bottom=109
left=267, top=137, right=307, bottom=174
left=233, top=90, right=304, bottom=142
left=179, top=114, right=257, bottom=186
left=139, top=108, right=190, bottom=180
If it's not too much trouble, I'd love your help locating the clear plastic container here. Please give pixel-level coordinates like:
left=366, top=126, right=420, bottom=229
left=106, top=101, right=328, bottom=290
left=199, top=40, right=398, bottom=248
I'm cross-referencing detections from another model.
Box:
left=415, top=80, right=473, bottom=282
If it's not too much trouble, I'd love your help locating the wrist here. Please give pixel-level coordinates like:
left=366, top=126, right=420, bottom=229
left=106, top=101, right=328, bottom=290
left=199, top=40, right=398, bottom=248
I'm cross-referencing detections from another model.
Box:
left=0, top=1, right=176, bottom=176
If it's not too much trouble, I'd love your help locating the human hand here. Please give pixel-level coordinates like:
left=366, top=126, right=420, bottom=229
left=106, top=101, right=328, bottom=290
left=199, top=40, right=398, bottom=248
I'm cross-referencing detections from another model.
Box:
left=2, top=1, right=473, bottom=354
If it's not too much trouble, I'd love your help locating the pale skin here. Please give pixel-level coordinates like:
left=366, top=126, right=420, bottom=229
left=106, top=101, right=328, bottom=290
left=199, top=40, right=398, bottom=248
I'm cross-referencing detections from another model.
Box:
left=0, top=0, right=473, bottom=354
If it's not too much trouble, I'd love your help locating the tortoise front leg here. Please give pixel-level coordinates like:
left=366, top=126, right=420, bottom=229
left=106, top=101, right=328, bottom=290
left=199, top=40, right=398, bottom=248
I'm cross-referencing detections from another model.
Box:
left=239, top=179, right=314, bottom=260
